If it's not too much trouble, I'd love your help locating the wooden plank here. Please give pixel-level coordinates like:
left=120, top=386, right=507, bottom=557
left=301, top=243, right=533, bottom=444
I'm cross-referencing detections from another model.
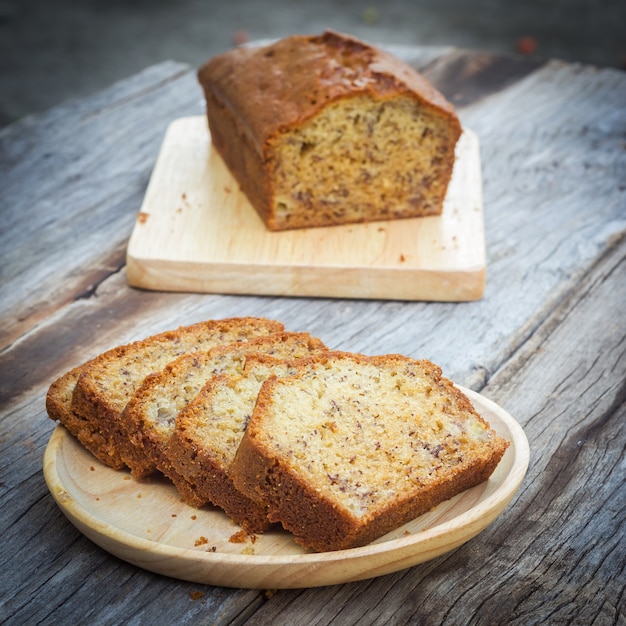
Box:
left=2, top=56, right=624, bottom=406
left=126, top=117, right=486, bottom=301
left=4, top=58, right=615, bottom=389
left=2, top=48, right=625, bottom=625
left=0, top=61, right=201, bottom=349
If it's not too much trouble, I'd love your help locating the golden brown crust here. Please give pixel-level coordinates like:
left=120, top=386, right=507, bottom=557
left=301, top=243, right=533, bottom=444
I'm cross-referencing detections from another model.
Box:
left=199, top=30, right=457, bottom=151
left=231, top=352, right=509, bottom=552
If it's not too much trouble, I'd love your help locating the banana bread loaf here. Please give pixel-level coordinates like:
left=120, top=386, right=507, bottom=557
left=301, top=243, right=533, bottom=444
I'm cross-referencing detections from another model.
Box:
left=230, top=352, right=509, bottom=552
left=198, top=30, right=462, bottom=231
left=51, top=317, right=284, bottom=469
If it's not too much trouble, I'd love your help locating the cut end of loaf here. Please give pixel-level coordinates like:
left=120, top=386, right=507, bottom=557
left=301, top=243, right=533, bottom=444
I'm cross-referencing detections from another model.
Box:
left=268, top=95, right=459, bottom=230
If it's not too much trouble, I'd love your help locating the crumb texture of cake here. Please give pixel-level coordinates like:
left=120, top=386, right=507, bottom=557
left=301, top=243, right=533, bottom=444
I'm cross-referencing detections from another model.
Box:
left=230, top=352, right=509, bottom=552
left=167, top=355, right=309, bottom=532
left=198, top=30, right=462, bottom=231
left=119, top=332, right=327, bottom=492
left=48, top=317, right=284, bottom=469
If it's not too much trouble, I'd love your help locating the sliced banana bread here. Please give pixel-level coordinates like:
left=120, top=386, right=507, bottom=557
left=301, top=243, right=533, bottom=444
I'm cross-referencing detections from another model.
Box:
left=166, top=355, right=310, bottom=532
left=118, top=333, right=328, bottom=497
left=53, top=317, right=284, bottom=469
left=230, top=352, right=509, bottom=552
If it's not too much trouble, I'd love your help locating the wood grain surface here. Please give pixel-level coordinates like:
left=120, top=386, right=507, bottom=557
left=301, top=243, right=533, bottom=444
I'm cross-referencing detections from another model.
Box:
left=1, top=44, right=624, bottom=625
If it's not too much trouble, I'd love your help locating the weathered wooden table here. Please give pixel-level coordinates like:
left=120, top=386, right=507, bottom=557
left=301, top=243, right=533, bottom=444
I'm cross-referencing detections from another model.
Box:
left=1, top=44, right=624, bottom=625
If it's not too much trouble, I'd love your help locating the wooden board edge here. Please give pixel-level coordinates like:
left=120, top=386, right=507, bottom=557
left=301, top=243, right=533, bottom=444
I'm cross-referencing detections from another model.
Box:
left=126, top=257, right=486, bottom=301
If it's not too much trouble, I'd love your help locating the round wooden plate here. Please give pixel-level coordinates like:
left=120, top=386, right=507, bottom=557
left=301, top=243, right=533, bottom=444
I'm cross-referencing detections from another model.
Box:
left=43, top=387, right=529, bottom=589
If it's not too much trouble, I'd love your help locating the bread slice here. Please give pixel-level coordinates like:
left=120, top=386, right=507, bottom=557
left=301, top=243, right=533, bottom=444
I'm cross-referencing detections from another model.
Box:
left=166, top=355, right=310, bottom=532
left=118, top=333, right=328, bottom=500
left=49, top=317, right=284, bottom=469
left=230, top=352, right=509, bottom=552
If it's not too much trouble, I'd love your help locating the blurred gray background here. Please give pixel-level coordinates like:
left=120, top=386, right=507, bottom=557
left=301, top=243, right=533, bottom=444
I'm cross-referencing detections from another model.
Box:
left=1, top=0, right=624, bottom=127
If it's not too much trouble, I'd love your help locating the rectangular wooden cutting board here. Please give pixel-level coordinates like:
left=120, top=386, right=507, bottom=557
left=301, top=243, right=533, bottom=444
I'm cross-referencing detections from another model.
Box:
left=126, top=116, right=486, bottom=301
